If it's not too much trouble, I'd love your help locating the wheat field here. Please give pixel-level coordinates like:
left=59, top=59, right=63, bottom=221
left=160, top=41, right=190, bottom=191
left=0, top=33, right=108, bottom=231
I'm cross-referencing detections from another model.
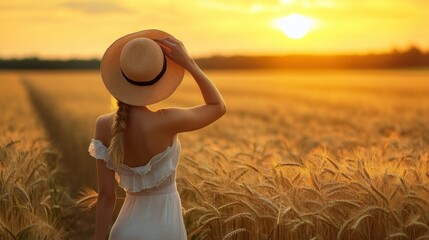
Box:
left=0, top=73, right=72, bottom=239
left=1, top=69, right=429, bottom=239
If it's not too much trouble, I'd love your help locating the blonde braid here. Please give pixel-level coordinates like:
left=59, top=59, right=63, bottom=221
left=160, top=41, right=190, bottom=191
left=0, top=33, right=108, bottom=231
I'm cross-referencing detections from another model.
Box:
left=108, top=100, right=130, bottom=168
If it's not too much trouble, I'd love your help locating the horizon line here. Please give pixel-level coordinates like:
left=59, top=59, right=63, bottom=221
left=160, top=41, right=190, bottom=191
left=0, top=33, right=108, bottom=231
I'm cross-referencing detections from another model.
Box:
left=1, top=45, right=428, bottom=61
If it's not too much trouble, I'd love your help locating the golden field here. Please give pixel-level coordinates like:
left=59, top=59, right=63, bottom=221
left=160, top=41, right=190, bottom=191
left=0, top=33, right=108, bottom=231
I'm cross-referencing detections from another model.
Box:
left=0, top=73, right=70, bottom=239
left=1, top=69, right=429, bottom=239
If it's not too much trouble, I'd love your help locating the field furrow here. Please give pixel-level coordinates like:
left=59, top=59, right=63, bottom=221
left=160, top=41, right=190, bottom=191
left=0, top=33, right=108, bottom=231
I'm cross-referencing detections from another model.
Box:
left=0, top=72, right=72, bottom=240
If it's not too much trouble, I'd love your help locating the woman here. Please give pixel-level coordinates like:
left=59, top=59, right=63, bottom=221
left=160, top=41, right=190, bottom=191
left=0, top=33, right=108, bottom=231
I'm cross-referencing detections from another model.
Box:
left=88, top=29, right=226, bottom=239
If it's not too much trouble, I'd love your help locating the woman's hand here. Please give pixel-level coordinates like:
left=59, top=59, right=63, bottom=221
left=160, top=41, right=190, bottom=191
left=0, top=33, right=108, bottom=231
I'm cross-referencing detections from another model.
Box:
left=154, top=36, right=196, bottom=71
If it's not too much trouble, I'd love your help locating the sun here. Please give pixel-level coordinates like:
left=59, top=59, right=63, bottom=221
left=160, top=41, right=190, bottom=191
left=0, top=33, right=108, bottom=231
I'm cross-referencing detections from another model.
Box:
left=273, top=13, right=316, bottom=39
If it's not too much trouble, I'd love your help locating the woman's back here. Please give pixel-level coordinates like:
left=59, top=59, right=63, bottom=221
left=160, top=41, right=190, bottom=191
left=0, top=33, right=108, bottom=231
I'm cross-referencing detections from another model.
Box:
left=124, top=107, right=175, bottom=168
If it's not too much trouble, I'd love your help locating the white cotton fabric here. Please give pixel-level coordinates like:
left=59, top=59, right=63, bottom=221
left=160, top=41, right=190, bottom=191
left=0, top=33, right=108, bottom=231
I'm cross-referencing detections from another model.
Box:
left=88, top=135, right=187, bottom=240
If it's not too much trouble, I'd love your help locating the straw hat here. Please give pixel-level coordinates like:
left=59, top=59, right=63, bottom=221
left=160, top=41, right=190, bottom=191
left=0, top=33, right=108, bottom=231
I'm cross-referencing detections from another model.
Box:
left=101, top=29, right=185, bottom=106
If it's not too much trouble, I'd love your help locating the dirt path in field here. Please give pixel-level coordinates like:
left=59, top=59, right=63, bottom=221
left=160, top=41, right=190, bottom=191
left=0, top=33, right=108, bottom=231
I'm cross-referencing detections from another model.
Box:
left=21, top=77, right=97, bottom=193
left=20, top=78, right=96, bottom=239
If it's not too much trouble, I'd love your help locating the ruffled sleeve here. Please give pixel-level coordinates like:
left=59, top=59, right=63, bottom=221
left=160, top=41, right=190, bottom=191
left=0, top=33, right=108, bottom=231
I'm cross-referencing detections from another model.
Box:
left=88, top=139, right=116, bottom=171
left=87, top=136, right=181, bottom=193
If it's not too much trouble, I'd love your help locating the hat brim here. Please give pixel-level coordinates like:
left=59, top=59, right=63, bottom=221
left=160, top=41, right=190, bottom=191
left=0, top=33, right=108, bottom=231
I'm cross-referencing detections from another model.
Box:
left=101, top=29, right=185, bottom=106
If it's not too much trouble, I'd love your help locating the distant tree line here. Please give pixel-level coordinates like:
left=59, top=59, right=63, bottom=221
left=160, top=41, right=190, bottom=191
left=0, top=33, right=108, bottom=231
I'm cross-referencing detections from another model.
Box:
left=1, top=47, right=428, bottom=70
left=0, top=58, right=99, bottom=70
left=197, top=47, right=429, bottom=69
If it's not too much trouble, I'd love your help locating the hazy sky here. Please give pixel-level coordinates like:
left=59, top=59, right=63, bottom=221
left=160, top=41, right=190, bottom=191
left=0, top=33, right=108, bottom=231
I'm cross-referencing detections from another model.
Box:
left=1, top=0, right=428, bottom=58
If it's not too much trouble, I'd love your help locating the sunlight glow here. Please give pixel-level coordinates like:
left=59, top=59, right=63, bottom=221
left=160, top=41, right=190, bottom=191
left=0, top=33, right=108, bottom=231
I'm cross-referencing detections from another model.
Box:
left=279, top=0, right=296, bottom=5
left=273, top=14, right=316, bottom=39
left=1, top=0, right=428, bottom=57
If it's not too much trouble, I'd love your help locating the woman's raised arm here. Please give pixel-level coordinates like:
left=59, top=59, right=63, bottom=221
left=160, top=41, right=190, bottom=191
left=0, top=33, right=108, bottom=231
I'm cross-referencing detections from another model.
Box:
left=155, top=36, right=226, bottom=134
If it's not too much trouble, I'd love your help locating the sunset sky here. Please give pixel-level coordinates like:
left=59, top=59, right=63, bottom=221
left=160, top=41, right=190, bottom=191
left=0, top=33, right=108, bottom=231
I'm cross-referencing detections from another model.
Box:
left=1, top=0, right=428, bottom=58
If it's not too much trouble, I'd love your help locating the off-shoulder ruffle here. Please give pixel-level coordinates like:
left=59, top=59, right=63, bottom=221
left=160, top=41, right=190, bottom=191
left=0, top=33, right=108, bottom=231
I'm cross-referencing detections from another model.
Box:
left=88, top=136, right=181, bottom=192
left=88, top=139, right=116, bottom=171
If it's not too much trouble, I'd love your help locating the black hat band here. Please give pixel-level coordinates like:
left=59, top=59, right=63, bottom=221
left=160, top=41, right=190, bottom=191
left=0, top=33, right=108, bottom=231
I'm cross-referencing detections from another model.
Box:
left=121, top=55, right=167, bottom=86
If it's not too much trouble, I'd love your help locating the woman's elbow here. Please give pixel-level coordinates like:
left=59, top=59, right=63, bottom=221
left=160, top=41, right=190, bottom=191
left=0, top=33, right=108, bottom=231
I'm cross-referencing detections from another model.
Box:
left=217, top=102, right=226, bottom=117
left=221, top=103, right=226, bottom=115
left=97, top=192, right=116, bottom=203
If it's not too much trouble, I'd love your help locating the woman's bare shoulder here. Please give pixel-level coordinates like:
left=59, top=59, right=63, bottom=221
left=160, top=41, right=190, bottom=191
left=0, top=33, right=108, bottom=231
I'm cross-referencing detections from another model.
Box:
left=96, top=112, right=115, bottom=123
left=94, top=112, right=115, bottom=144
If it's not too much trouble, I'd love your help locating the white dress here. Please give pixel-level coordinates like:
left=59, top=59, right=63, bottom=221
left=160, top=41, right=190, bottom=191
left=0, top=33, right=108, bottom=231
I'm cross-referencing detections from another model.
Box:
left=88, top=135, right=187, bottom=240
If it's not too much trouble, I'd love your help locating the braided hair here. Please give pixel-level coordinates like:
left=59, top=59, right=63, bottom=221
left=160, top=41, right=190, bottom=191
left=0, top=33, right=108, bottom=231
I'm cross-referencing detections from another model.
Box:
left=108, top=100, right=130, bottom=168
